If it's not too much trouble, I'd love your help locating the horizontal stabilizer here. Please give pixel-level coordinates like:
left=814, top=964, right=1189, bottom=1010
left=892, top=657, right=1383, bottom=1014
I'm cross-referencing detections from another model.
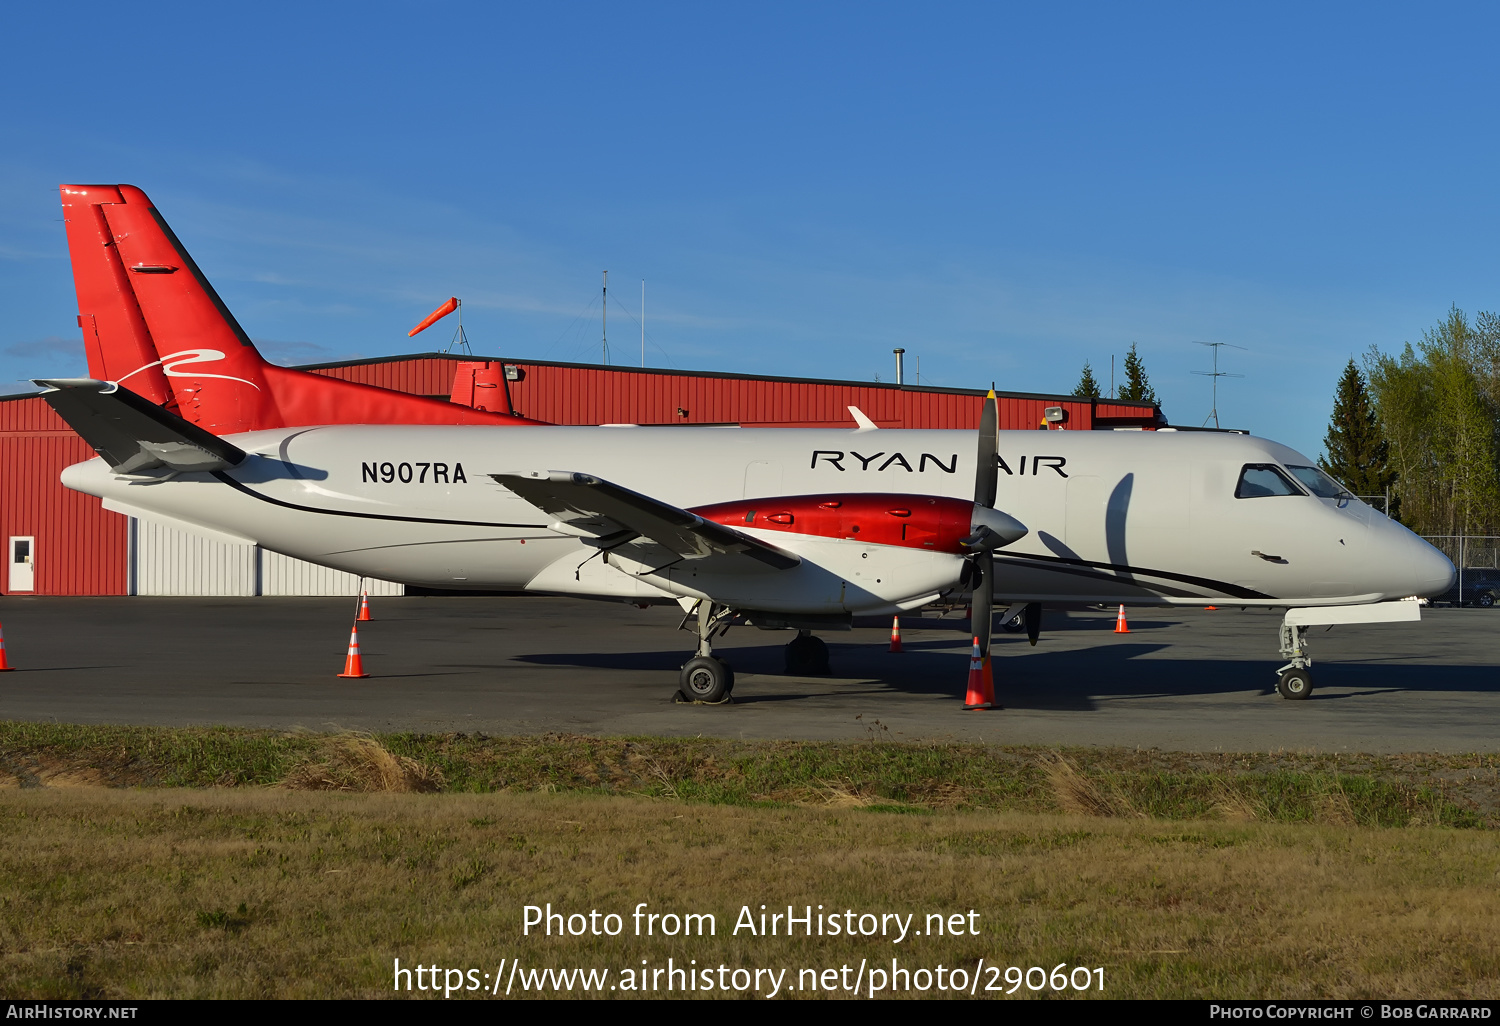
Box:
left=35, top=378, right=246, bottom=473
left=492, top=470, right=800, bottom=573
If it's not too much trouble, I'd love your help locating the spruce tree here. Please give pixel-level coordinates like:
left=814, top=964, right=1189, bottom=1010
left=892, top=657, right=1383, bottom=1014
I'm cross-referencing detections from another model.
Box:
left=1117, top=343, right=1158, bottom=404
left=1323, top=360, right=1394, bottom=501
left=1072, top=361, right=1101, bottom=398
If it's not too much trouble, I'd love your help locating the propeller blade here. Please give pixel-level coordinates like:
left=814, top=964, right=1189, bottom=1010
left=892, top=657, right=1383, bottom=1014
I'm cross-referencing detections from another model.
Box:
left=974, top=390, right=998, bottom=509
left=973, top=550, right=994, bottom=656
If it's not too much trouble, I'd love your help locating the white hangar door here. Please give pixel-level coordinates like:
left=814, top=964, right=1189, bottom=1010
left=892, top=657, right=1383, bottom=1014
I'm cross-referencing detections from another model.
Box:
left=8, top=537, right=35, bottom=593
left=130, top=520, right=403, bottom=597
left=259, top=549, right=403, bottom=597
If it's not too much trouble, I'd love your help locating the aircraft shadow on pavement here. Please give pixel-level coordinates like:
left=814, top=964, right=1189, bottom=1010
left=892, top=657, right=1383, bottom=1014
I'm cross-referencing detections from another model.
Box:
left=855, top=615, right=1180, bottom=633
left=518, top=639, right=1500, bottom=713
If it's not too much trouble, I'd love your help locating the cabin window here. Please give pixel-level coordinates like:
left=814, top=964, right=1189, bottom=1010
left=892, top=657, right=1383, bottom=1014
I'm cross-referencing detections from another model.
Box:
left=1234, top=464, right=1304, bottom=498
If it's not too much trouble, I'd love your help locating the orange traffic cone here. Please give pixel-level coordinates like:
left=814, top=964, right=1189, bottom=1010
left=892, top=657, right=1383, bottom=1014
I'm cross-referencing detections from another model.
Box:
left=337, top=623, right=369, bottom=678
left=356, top=586, right=372, bottom=622
left=0, top=620, right=13, bottom=671
left=1114, top=605, right=1130, bottom=633
left=889, top=615, right=903, bottom=654
left=1204, top=605, right=1218, bottom=611
left=962, top=637, right=994, bottom=710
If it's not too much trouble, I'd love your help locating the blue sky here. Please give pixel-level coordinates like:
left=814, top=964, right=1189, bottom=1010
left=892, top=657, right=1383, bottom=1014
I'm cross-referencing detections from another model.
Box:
left=2, top=2, right=1497, bottom=457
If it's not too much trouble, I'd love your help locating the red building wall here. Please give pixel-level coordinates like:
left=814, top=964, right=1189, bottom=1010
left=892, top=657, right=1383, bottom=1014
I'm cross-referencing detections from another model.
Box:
left=309, top=356, right=1161, bottom=430
left=0, top=397, right=128, bottom=595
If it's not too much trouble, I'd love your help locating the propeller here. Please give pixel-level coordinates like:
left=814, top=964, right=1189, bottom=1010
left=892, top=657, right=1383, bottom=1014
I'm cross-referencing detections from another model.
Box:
left=965, top=390, right=1002, bottom=658
left=959, top=390, right=1028, bottom=659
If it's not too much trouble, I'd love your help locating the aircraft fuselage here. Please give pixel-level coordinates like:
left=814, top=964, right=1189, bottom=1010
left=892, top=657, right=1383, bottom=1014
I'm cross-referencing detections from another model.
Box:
left=62, top=424, right=1455, bottom=612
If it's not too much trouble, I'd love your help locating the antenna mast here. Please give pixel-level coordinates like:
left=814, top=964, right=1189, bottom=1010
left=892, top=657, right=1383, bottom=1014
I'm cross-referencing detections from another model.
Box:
left=601, top=270, right=609, bottom=365
left=641, top=279, right=646, bottom=369
left=1193, top=341, right=1246, bottom=428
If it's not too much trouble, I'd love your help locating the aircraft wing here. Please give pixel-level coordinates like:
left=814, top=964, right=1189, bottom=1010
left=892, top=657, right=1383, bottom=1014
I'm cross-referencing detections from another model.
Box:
left=491, top=470, right=800, bottom=573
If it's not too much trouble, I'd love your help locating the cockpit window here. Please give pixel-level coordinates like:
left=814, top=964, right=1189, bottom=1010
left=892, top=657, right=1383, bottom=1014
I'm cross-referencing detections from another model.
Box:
left=1235, top=464, right=1304, bottom=498
left=1285, top=465, right=1352, bottom=501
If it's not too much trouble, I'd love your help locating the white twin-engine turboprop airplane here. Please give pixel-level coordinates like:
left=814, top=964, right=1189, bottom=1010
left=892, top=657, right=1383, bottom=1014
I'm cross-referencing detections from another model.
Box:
left=43, top=379, right=1453, bottom=704
left=42, top=184, right=1454, bottom=706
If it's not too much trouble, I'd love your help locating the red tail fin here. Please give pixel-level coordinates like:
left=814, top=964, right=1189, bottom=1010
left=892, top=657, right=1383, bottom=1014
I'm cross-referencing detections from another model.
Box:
left=60, top=186, right=176, bottom=408
left=59, top=184, right=538, bottom=432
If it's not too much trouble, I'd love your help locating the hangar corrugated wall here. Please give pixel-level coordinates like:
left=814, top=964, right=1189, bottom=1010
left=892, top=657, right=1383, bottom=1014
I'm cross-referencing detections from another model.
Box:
left=309, top=355, right=1161, bottom=430
left=130, top=520, right=405, bottom=597
left=1, top=355, right=1162, bottom=596
left=1, top=398, right=127, bottom=595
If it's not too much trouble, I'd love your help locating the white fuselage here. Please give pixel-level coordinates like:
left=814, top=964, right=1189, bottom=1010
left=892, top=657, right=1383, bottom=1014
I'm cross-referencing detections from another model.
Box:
left=61, top=424, right=1455, bottom=612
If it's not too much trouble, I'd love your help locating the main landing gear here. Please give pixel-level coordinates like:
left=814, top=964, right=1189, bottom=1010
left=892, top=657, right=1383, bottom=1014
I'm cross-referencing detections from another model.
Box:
left=675, top=602, right=836, bottom=702
left=677, top=600, right=736, bottom=703
left=1275, top=620, right=1314, bottom=700
left=784, top=630, right=830, bottom=676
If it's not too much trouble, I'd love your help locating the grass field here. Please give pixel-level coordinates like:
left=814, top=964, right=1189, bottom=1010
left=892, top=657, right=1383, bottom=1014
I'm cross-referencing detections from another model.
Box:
left=2, top=724, right=1498, bottom=999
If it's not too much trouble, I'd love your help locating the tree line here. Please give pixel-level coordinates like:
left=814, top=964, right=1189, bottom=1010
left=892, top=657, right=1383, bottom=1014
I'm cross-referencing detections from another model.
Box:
left=1071, top=343, right=1157, bottom=403
left=1324, top=307, right=1500, bottom=536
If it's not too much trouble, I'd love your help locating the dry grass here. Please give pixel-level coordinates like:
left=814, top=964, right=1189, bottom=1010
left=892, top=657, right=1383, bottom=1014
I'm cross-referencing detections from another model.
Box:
left=280, top=735, right=444, bottom=794
left=1, top=723, right=1494, bottom=829
left=1, top=787, right=1498, bottom=1000
left=1044, top=755, right=1136, bottom=818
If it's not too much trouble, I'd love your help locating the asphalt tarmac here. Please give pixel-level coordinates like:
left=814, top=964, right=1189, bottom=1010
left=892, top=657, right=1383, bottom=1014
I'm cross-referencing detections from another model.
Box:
left=0, top=595, right=1495, bottom=753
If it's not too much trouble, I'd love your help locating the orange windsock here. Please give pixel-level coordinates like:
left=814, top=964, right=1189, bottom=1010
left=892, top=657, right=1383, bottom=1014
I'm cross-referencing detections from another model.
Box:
left=408, top=297, right=459, bottom=337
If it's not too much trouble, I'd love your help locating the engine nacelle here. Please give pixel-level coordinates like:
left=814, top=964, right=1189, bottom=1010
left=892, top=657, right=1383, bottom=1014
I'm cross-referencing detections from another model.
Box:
left=690, top=492, right=1025, bottom=553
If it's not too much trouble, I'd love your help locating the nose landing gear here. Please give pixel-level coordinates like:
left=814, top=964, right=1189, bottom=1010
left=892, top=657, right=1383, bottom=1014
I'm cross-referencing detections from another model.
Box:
left=1275, top=620, right=1313, bottom=700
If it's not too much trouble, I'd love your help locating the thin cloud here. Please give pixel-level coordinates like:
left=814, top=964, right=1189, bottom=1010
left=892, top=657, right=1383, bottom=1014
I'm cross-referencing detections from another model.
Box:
left=4, top=336, right=83, bottom=359
left=251, top=338, right=366, bottom=365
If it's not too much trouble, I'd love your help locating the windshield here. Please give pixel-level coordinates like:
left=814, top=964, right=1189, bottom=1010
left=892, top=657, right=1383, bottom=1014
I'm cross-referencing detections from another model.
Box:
left=1235, top=464, right=1304, bottom=498
left=1285, top=465, right=1352, bottom=501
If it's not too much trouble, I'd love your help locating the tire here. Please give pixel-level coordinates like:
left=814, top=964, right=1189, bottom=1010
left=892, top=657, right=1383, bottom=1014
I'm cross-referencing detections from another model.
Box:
left=1478, top=592, right=1495, bottom=608
left=679, top=656, right=732, bottom=703
left=784, top=634, right=830, bottom=676
left=1277, top=668, right=1313, bottom=700
left=1001, top=613, right=1025, bottom=633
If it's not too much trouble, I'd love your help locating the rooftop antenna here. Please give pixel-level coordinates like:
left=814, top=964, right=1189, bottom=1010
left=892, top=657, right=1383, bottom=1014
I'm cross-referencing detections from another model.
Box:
left=601, top=270, right=609, bottom=365
left=1193, top=341, right=1246, bottom=428
left=641, top=279, right=646, bottom=369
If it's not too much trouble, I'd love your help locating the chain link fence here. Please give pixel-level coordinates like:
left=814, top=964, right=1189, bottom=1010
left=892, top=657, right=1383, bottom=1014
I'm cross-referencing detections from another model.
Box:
left=1420, top=536, right=1500, bottom=606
